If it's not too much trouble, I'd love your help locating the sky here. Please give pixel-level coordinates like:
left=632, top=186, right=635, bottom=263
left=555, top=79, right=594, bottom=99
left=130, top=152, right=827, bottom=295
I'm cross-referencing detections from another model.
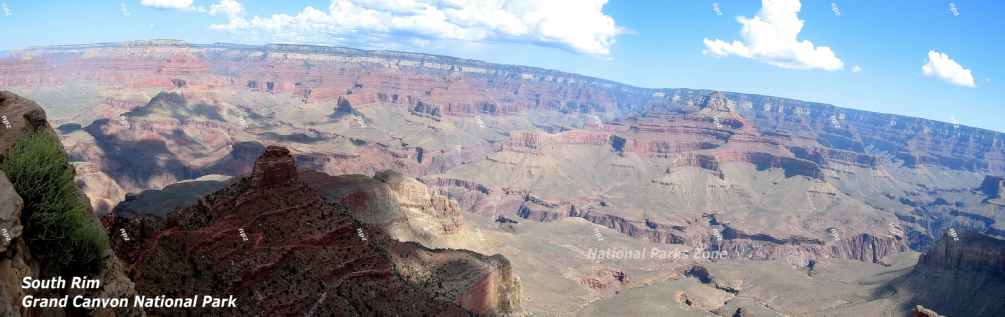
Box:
left=0, top=0, right=1002, bottom=132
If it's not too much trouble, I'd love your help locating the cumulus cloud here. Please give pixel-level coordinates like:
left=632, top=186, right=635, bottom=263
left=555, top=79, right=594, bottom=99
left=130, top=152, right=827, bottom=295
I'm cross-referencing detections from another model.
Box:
left=702, top=0, right=844, bottom=71
left=2, top=2, right=11, bottom=16
left=208, top=0, right=243, bottom=18
left=713, top=3, right=722, bottom=16
left=140, top=0, right=194, bottom=10
left=209, top=0, right=622, bottom=55
left=922, top=50, right=975, bottom=87
left=121, top=2, right=131, bottom=16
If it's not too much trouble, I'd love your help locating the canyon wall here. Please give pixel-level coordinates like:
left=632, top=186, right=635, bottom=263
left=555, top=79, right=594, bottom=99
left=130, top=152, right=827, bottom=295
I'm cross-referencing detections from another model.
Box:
left=3, top=41, right=1003, bottom=176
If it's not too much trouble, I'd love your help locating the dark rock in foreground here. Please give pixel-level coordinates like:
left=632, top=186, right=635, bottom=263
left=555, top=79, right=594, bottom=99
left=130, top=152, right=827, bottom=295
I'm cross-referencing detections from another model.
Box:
left=108, top=146, right=521, bottom=316
left=895, top=231, right=1005, bottom=316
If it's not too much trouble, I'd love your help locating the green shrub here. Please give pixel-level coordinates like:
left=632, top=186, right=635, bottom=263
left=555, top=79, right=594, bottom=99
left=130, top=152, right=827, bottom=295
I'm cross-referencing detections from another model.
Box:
left=1, top=130, right=107, bottom=275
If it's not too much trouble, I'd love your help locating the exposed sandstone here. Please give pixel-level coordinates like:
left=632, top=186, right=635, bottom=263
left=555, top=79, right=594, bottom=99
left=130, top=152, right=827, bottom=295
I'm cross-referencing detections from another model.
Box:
left=911, top=305, right=945, bottom=317
left=301, top=169, right=467, bottom=244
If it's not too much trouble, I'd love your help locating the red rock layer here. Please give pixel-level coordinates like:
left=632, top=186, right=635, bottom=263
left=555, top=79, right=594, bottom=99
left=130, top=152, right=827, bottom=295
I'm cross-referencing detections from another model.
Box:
left=107, top=146, right=521, bottom=316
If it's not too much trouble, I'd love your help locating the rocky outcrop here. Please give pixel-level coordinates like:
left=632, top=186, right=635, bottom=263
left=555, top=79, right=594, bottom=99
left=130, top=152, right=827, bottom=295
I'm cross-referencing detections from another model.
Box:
left=0, top=91, right=50, bottom=157
left=300, top=169, right=467, bottom=245
left=0, top=170, right=31, bottom=317
left=411, top=100, right=443, bottom=120
left=0, top=91, right=142, bottom=316
left=390, top=243, right=523, bottom=315
left=375, top=170, right=465, bottom=236
left=894, top=231, right=1005, bottom=316
left=577, top=268, right=629, bottom=296
left=73, top=161, right=127, bottom=214
left=979, top=175, right=1004, bottom=202
left=911, top=305, right=945, bottom=317
left=914, top=231, right=1005, bottom=277
left=110, top=147, right=520, bottom=316
left=328, top=96, right=358, bottom=119
left=0, top=171, right=22, bottom=254
left=250, top=146, right=297, bottom=188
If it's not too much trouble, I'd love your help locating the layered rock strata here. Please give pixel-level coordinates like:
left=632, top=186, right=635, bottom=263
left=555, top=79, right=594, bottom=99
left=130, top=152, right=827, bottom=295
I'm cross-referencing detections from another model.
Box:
left=106, top=146, right=521, bottom=316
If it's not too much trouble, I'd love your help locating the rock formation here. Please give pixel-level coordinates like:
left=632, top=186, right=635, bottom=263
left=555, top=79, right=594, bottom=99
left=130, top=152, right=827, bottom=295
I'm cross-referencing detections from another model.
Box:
left=979, top=175, right=1004, bottom=202
left=0, top=170, right=30, bottom=317
left=894, top=231, right=1005, bottom=316
left=911, top=305, right=946, bottom=317
left=300, top=169, right=468, bottom=246
left=250, top=146, right=297, bottom=188
left=107, top=146, right=521, bottom=316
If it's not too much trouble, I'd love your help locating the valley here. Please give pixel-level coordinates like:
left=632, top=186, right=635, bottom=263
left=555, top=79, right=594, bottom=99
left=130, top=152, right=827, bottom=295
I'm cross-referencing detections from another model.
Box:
left=1, top=40, right=1004, bottom=316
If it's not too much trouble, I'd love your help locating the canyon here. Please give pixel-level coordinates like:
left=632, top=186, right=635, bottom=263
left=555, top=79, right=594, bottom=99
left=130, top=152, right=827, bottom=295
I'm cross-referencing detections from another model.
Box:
left=2, top=40, right=1004, bottom=315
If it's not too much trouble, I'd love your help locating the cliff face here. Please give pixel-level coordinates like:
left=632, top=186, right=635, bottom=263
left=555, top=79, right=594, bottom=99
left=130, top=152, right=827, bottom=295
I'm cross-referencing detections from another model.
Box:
left=3, top=41, right=1003, bottom=176
left=980, top=175, right=1004, bottom=202
left=0, top=91, right=142, bottom=316
left=298, top=169, right=467, bottom=246
left=0, top=40, right=652, bottom=117
left=911, top=305, right=946, bottom=317
left=895, top=232, right=1005, bottom=316
left=105, top=146, right=521, bottom=316
left=667, top=89, right=1005, bottom=175
left=0, top=170, right=31, bottom=317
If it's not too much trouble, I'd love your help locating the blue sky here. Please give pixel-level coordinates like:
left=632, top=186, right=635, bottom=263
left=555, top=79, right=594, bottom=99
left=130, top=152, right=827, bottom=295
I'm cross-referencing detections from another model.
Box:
left=1, top=0, right=1002, bottom=132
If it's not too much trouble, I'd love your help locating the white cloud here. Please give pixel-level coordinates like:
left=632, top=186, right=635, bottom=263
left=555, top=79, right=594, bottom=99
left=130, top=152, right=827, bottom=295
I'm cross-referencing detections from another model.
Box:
left=922, top=50, right=975, bottom=87
left=121, top=2, right=131, bottom=16
left=2, top=2, right=11, bottom=16
left=713, top=3, right=722, bottom=16
left=139, top=0, right=245, bottom=20
left=209, top=0, right=622, bottom=55
left=140, top=0, right=194, bottom=10
left=949, top=2, right=960, bottom=16
left=702, top=0, right=844, bottom=71
left=208, top=0, right=243, bottom=18
left=831, top=2, right=841, bottom=16
left=851, top=65, right=861, bottom=73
